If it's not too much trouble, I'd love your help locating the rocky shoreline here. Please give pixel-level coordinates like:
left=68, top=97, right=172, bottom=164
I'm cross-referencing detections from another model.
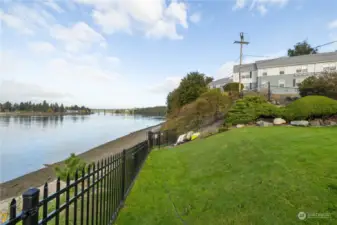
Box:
left=0, top=123, right=162, bottom=202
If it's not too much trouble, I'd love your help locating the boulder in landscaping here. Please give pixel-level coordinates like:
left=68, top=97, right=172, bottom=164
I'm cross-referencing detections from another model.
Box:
left=290, top=120, right=309, bottom=127
left=236, top=124, right=245, bottom=128
left=273, top=118, right=286, bottom=125
left=323, top=120, right=337, bottom=126
left=309, top=119, right=323, bottom=127
left=256, top=120, right=274, bottom=127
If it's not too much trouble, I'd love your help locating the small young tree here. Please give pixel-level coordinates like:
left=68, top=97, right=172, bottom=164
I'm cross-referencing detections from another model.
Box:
left=55, top=153, right=87, bottom=181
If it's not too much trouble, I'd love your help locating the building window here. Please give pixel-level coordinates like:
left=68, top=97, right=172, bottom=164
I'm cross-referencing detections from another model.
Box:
left=323, top=64, right=337, bottom=72
left=250, top=71, right=252, bottom=78
left=278, top=79, right=285, bottom=88
left=302, top=66, right=308, bottom=73
left=296, top=68, right=302, bottom=73
left=262, top=71, right=267, bottom=76
left=293, top=78, right=303, bottom=87
left=249, top=83, right=252, bottom=89
left=279, top=67, right=285, bottom=75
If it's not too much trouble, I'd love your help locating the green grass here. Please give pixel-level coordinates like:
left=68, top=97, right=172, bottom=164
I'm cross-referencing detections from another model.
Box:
left=116, top=126, right=337, bottom=225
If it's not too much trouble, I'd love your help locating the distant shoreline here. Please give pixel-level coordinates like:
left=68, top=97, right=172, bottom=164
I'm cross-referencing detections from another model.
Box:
left=0, top=112, right=93, bottom=116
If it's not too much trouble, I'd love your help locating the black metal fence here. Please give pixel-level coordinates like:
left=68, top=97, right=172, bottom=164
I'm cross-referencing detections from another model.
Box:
left=147, top=129, right=178, bottom=149
left=4, top=139, right=150, bottom=225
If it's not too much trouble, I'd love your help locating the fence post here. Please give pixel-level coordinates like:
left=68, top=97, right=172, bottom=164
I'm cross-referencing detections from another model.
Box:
left=121, top=149, right=126, bottom=200
left=147, top=131, right=153, bottom=150
left=158, top=132, right=161, bottom=149
left=268, top=82, right=271, bottom=102
left=22, top=188, right=39, bottom=225
left=166, top=130, right=169, bottom=146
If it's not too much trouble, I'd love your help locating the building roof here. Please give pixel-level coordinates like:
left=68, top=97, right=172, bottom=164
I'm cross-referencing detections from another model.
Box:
left=233, top=63, right=257, bottom=73
left=233, top=52, right=337, bottom=72
left=209, top=77, right=232, bottom=86
left=257, top=52, right=337, bottom=68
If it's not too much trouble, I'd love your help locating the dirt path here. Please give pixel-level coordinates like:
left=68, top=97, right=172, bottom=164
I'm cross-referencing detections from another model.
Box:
left=0, top=124, right=162, bottom=201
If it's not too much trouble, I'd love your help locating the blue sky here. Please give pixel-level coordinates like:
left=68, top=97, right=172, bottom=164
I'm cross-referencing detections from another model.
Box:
left=1, top=0, right=337, bottom=108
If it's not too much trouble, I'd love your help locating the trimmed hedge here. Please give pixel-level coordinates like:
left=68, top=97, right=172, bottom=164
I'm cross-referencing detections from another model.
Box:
left=225, top=96, right=283, bottom=125
left=284, top=95, right=337, bottom=120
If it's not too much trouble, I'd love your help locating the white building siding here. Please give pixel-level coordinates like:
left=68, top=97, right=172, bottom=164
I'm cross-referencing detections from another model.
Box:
left=232, top=52, right=337, bottom=93
left=257, top=61, right=337, bottom=77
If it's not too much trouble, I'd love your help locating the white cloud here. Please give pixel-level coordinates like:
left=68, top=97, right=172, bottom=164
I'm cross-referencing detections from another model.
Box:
left=73, top=0, right=189, bottom=40
left=9, top=4, right=54, bottom=29
left=328, top=20, right=337, bottom=30
left=92, top=9, right=131, bottom=34
left=257, top=4, right=268, bottom=15
left=28, top=41, right=56, bottom=53
left=147, top=76, right=181, bottom=94
left=165, top=0, right=188, bottom=28
left=44, top=0, right=64, bottom=13
left=106, top=56, right=121, bottom=65
left=233, top=0, right=246, bottom=10
left=0, top=80, right=73, bottom=102
left=189, top=12, right=201, bottom=24
left=50, top=22, right=106, bottom=53
left=146, top=19, right=183, bottom=40
left=0, top=9, right=34, bottom=35
left=47, top=55, right=119, bottom=82
left=234, top=0, right=289, bottom=15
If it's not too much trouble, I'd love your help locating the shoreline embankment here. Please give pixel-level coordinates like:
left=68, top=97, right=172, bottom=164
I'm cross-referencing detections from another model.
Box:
left=0, top=123, right=162, bottom=201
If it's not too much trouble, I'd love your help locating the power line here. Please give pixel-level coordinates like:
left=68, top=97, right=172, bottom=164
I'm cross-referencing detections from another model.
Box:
left=314, top=40, right=337, bottom=50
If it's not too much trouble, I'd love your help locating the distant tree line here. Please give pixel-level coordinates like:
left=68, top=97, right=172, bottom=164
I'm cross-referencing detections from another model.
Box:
left=133, top=106, right=167, bottom=116
left=0, top=100, right=91, bottom=113
left=111, top=106, right=167, bottom=116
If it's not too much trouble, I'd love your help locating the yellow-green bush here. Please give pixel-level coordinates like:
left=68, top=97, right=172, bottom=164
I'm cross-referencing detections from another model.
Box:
left=284, top=95, right=337, bottom=120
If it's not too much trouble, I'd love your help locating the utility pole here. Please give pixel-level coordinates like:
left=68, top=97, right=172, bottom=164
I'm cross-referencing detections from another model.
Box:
left=234, top=32, right=249, bottom=95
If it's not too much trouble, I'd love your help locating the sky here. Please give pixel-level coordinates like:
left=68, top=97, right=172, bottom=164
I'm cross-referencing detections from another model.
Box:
left=1, top=0, right=337, bottom=109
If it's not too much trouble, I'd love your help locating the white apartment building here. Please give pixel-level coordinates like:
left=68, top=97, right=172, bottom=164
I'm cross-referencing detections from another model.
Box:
left=233, top=52, right=337, bottom=94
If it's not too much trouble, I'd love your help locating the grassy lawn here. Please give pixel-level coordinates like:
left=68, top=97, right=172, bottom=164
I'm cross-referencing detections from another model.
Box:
left=116, top=126, right=337, bottom=225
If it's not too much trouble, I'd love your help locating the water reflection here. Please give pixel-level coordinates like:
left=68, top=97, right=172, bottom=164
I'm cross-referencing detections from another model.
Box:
left=0, top=115, right=92, bottom=128
left=0, top=113, right=163, bottom=182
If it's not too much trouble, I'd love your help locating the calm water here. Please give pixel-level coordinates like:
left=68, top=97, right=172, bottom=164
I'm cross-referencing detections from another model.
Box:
left=0, top=113, right=163, bottom=183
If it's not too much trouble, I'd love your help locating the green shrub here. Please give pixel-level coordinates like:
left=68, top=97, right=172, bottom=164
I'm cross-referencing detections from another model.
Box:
left=298, top=73, right=337, bottom=100
left=223, top=82, right=244, bottom=92
left=55, top=153, right=87, bottom=181
left=284, top=95, right=337, bottom=120
left=225, top=96, right=283, bottom=125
